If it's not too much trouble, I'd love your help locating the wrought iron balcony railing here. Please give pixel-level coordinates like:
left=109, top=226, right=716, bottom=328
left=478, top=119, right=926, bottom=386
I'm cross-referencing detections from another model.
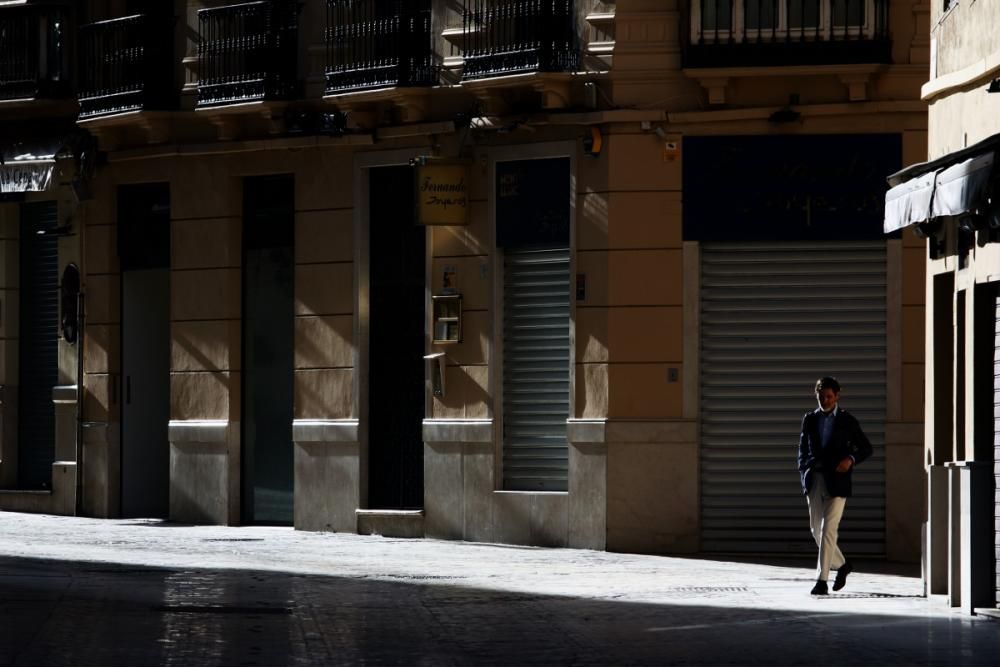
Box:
left=325, top=0, right=436, bottom=95
left=461, top=0, right=579, bottom=80
left=685, top=0, right=890, bottom=67
left=197, top=0, right=299, bottom=108
left=0, top=4, right=72, bottom=101
left=78, top=13, right=175, bottom=119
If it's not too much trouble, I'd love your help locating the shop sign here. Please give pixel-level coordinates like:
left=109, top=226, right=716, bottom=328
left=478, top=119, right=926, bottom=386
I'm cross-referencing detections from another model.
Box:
left=416, top=163, right=468, bottom=226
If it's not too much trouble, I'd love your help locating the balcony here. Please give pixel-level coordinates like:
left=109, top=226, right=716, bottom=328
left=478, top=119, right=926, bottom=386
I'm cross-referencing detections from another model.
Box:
left=0, top=3, right=72, bottom=102
left=461, top=0, right=580, bottom=80
left=684, top=0, right=890, bottom=68
left=197, top=0, right=299, bottom=108
left=78, top=14, right=174, bottom=119
left=325, top=0, right=436, bottom=95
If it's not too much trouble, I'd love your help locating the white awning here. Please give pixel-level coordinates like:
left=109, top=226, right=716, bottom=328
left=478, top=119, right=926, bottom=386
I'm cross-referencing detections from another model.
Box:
left=931, top=151, right=994, bottom=218
left=1, top=137, right=62, bottom=194
left=883, top=170, right=937, bottom=234
left=0, top=158, right=55, bottom=193
left=883, top=149, right=996, bottom=234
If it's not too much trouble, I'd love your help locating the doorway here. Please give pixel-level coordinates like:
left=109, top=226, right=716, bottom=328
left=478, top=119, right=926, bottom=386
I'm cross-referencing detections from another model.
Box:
left=368, top=166, right=425, bottom=509
left=118, top=183, right=171, bottom=517
left=242, top=175, right=295, bottom=524
left=17, top=202, right=59, bottom=490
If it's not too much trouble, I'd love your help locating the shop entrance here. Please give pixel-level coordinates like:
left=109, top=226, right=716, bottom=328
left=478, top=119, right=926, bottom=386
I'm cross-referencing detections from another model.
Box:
left=17, top=202, right=59, bottom=490
left=974, top=284, right=1000, bottom=609
left=699, top=241, right=888, bottom=555
left=242, top=175, right=295, bottom=524
left=367, top=166, right=425, bottom=509
left=119, top=183, right=170, bottom=517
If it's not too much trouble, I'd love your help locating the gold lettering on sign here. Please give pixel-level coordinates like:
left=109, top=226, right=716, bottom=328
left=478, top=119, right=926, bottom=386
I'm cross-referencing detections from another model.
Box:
left=417, top=164, right=469, bottom=226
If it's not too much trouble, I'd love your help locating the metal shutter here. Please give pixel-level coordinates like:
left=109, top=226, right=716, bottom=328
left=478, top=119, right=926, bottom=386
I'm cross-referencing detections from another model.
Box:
left=17, top=202, right=60, bottom=489
left=700, top=241, right=887, bottom=555
left=502, top=246, right=570, bottom=491
left=994, top=292, right=1000, bottom=608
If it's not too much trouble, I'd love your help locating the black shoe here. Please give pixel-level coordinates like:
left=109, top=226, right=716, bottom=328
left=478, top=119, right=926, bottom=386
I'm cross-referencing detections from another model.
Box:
left=810, top=580, right=828, bottom=596
left=833, top=561, right=853, bottom=592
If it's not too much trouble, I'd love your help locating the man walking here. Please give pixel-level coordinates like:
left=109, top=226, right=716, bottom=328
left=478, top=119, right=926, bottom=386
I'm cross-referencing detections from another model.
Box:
left=797, top=377, right=872, bottom=595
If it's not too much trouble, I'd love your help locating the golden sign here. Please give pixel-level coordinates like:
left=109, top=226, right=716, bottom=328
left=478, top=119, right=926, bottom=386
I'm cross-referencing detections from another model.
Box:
left=416, top=163, right=468, bottom=226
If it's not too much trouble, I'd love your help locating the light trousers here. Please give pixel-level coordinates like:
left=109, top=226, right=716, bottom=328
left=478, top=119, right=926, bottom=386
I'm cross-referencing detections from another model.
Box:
left=806, top=474, right=846, bottom=582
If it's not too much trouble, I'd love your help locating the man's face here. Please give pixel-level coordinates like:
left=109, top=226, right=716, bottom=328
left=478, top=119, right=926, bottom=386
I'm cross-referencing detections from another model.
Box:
left=816, top=388, right=839, bottom=412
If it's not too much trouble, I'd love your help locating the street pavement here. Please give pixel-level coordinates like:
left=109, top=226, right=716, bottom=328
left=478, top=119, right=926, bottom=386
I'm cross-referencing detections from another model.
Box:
left=0, top=512, right=997, bottom=665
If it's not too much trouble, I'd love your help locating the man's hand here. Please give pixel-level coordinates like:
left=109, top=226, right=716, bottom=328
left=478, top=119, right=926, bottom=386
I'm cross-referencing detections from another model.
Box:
left=835, top=457, right=854, bottom=473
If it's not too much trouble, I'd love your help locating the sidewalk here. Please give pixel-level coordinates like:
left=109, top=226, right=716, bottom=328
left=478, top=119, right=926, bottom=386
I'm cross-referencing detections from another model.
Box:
left=0, top=511, right=927, bottom=611
left=1, top=512, right=997, bottom=665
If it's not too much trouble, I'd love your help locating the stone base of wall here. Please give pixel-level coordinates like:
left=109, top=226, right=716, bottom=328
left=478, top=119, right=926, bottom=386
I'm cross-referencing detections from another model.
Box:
left=599, top=420, right=699, bottom=555
left=356, top=509, right=424, bottom=538
left=0, top=461, right=75, bottom=514
left=168, top=420, right=231, bottom=525
left=423, top=419, right=608, bottom=549
left=82, top=421, right=119, bottom=518
left=293, top=419, right=361, bottom=532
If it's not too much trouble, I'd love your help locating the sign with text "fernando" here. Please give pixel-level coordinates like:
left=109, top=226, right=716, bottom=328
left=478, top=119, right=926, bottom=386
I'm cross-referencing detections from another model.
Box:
left=416, top=163, right=468, bottom=226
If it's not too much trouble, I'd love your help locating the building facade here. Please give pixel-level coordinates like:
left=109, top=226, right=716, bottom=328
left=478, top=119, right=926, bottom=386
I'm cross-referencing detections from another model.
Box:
left=0, top=0, right=928, bottom=560
left=884, top=0, right=1000, bottom=614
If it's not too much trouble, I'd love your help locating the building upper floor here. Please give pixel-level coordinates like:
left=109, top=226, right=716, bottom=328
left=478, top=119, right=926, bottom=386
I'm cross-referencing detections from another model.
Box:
left=930, top=0, right=1000, bottom=79
left=0, top=0, right=929, bottom=143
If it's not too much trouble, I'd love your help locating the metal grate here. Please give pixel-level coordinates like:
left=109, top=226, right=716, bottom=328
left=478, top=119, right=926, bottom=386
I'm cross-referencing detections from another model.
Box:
left=502, top=246, right=571, bottom=492
left=325, top=0, right=436, bottom=94
left=78, top=13, right=174, bottom=119
left=700, top=242, right=887, bottom=555
left=17, top=202, right=60, bottom=490
left=461, top=0, right=579, bottom=80
left=0, top=5, right=70, bottom=101
left=994, top=292, right=1000, bottom=608
left=197, top=0, right=299, bottom=107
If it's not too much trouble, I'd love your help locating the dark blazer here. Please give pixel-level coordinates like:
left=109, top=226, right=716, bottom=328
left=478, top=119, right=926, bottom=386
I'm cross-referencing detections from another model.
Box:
left=797, top=407, right=872, bottom=498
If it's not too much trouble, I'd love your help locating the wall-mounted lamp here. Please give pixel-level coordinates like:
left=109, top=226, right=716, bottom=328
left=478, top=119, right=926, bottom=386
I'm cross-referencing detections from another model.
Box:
left=988, top=79, right=1000, bottom=93
left=582, top=126, right=602, bottom=158
left=914, top=219, right=946, bottom=259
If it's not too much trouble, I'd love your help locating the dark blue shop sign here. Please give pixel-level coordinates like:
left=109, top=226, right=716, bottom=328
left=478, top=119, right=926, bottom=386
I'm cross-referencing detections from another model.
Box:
left=683, top=134, right=902, bottom=241
left=496, top=157, right=570, bottom=247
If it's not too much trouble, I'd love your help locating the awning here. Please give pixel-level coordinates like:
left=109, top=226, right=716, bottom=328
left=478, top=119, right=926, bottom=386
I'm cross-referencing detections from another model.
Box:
left=0, top=122, right=79, bottom=194
left=932, top=152, right=994, bottom=218
left=884, top=170, right=936, bottom=234
left=0, top=157, right=56, bottom=193
left=883, top=133, right=1000, bottom=234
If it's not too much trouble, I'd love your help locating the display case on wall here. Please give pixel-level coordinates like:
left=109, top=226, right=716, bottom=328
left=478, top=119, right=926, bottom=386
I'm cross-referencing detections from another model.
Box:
left=431, top=293, right=462, bottom=344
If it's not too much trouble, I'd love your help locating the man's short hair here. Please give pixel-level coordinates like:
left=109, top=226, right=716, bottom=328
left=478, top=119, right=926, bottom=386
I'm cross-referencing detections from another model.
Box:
left=815, top=376, right=841, bottom=393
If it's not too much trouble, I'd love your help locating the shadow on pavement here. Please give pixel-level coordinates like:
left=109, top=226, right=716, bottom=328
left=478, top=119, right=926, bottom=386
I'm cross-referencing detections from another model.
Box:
left=0, top=555, right=995, bottom=666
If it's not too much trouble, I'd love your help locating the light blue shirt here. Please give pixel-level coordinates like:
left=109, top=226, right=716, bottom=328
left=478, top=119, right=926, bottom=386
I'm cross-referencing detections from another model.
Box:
left=816, top=404, right=839, bottom=449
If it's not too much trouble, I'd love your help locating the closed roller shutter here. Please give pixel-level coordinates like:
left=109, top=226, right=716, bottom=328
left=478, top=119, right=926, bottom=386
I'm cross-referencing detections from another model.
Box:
left=502, top=246, right=570, bottom=492
left=994, top=292, right=1000, bottom=608
left=700, top=241, right=887, bottom=555
left=18, top=201, right=60, bottom=490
